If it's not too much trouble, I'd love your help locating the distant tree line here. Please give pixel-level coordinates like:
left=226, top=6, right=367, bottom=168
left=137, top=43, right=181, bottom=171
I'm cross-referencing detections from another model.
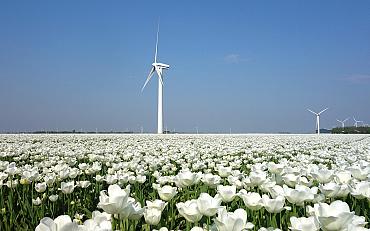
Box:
left=332, top=126, right=370, bottom=134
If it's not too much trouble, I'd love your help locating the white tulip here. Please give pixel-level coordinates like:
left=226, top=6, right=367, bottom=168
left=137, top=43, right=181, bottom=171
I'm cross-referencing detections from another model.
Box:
left=197, top=193, right=222, bottom=216
left=157, top=185, right=178, bottom=201
left=214, top=207, right=254, bottom=231
left=289, top=216, right=319, bottom=231
left=262, top=195, right=285, bottom=213
left=176, top=199, right=203, bottom=223
left=238, top=189, right=263, bottom=210
left=313, top=200, right=355, bottom=231
left=217, top=185, right=237, bottom=203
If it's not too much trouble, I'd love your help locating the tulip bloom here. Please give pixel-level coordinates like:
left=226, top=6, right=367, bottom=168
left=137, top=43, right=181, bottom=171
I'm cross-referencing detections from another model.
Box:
left=289, top=216, right=319, bottom=231
left=176, top=199, right=203, bottom=223
left=157, top=185, right=178, bottom=201
left=217, top=185, right=237, bottom=203
left=238, top=189, right=263, bottom=210
left=60, top=181, right=75, bottom=194
left=144, top=207, right=163, bottom=225
left=97, top=184, right=131, bottom=216
left=214, top=207, right=254, bottom=231
left=262, top=195, right=285, bottom=213
left=197, top=193, right=222, bottom=216
left=35, top=182, right=47, bottom=193
left=313, top=200, right=355, bottom=230
left=283, top=185, right=315, bottom=206
left=35, top=215, right=79, bottom=231
left=83, top=211, right=112, bottom=231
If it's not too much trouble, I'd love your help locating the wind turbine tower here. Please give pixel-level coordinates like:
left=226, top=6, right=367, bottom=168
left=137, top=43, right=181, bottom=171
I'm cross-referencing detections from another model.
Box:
left=307, top=108, right=328, bottom=134
left=142, top=23, right=170, bottom=134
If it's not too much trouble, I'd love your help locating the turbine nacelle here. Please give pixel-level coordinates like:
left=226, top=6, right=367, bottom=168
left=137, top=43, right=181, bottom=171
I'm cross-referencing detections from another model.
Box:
left=152, top=62, right=170, bottom=69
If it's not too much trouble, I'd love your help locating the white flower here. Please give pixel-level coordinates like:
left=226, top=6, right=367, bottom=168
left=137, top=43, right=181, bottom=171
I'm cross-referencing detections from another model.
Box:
left=5, top=162, right=17, bottom=175
left=334, top=171, right=352, bottom=184
left=144, top=207, right=163, bottom=225
left=97, top=184, right=131, bottom=216
left=311, top=169, right=333, bottom=184
left=60, top=181, right=75, bottom=194
left=283, top=185, right=315, bottom=206
left=156, top=185, right=178, bottom=201
left=35, top=182, right=47, bottom=193
left=190, top=227, right=205, bottom=231
left=217, top=165, right=232, bottom=177
left=76, top=181, right=91, bottom=188
left=289, top=216, right=319, bottom=231
left=313, top=200, right=355, bottom=231
left=128, top=201, right=144, bottom=220
left=214, top=207, right=254, bottom=231
left=217, top=185, right=237, bottom=203
left=268, top=162, right=284, bottom=174
left=35, top=215, right=80, bottom=231
left=262, top=195, right=285, bottom=213
left=249, top=170, right=267, bottom=186
left=49, top=195, right=59, bottom=202
left=175, top=170, right=201, bottom=187
left=350, top=181, right=370, bottom=199
left=202, top=173, right=221, bottom=187
left=176, top=199, right=203, bottom=223
left=146, top=199, right=167, bottom=211
left=238, top=189, right=263, bottom=210
left=197, top=193, right=222, bottom=217
left=32, top=197, right=42, bottom=206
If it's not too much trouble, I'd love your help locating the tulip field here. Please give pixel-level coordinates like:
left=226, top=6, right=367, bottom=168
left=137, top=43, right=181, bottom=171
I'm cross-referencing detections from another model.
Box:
left=1, top=134, right=370, bottom=231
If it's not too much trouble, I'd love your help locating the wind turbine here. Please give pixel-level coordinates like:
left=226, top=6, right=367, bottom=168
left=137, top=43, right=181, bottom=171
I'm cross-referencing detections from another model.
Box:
left=142, top=23, right=170, bottom=134
left=353, top=117, right=363, bottom=128
left=336, top=118, right=349, bottom=128
left=307, top=108, right=328, bottom=134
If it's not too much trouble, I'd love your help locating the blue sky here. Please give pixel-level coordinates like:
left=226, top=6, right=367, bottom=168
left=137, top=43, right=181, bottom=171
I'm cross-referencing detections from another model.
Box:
left=1, top=1, right=369, bottom=133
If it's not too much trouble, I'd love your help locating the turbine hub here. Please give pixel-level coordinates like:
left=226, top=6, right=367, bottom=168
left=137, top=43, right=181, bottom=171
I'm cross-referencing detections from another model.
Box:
left=152, top=62, right=170, bottom=69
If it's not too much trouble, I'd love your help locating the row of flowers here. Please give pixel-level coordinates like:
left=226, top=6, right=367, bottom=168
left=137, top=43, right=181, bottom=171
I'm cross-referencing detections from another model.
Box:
left=0, top=134, right=369, bottom=230
left=36, top=183, right=369, bottom=231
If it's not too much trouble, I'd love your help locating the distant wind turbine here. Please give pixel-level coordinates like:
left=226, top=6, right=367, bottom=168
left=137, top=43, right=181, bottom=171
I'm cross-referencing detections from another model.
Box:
left=336, top=118, right=349, bottom=128
left=142, top=22, right=170, bottom=134
left=307, top=108, right=328, bottom=134
left=353, top=117, right=363, bottom=128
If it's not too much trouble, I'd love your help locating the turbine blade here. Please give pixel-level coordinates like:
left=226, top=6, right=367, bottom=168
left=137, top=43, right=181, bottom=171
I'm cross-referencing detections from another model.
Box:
left=141, top=67, right=155, bottom=91
left=318, top=107, right=328, bottom=115
left=154, top=22, right=159, bottom=63
left=343, top=118, right=349, bottom=122
left=336, top=119, right=342, bottom=123
left=307, top=109, right=318, bottom=115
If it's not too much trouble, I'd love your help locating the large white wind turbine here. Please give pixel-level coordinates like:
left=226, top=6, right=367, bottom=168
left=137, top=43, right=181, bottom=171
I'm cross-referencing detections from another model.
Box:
left=336, top=118, right=349, bottom=128
left=142, top=23, right=170, bottom=134
left=353, top=117, right=363, bottom=128
left=307, top=108, right=328, bottom=134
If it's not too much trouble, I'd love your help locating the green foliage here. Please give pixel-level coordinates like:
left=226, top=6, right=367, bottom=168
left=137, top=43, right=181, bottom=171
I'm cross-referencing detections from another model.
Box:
left=332, top=126, right=370, bottom=134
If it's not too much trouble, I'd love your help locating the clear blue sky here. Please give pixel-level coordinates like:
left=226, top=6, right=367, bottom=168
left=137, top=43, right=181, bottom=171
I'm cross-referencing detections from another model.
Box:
left=1, top=1, right=369, bottom=133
